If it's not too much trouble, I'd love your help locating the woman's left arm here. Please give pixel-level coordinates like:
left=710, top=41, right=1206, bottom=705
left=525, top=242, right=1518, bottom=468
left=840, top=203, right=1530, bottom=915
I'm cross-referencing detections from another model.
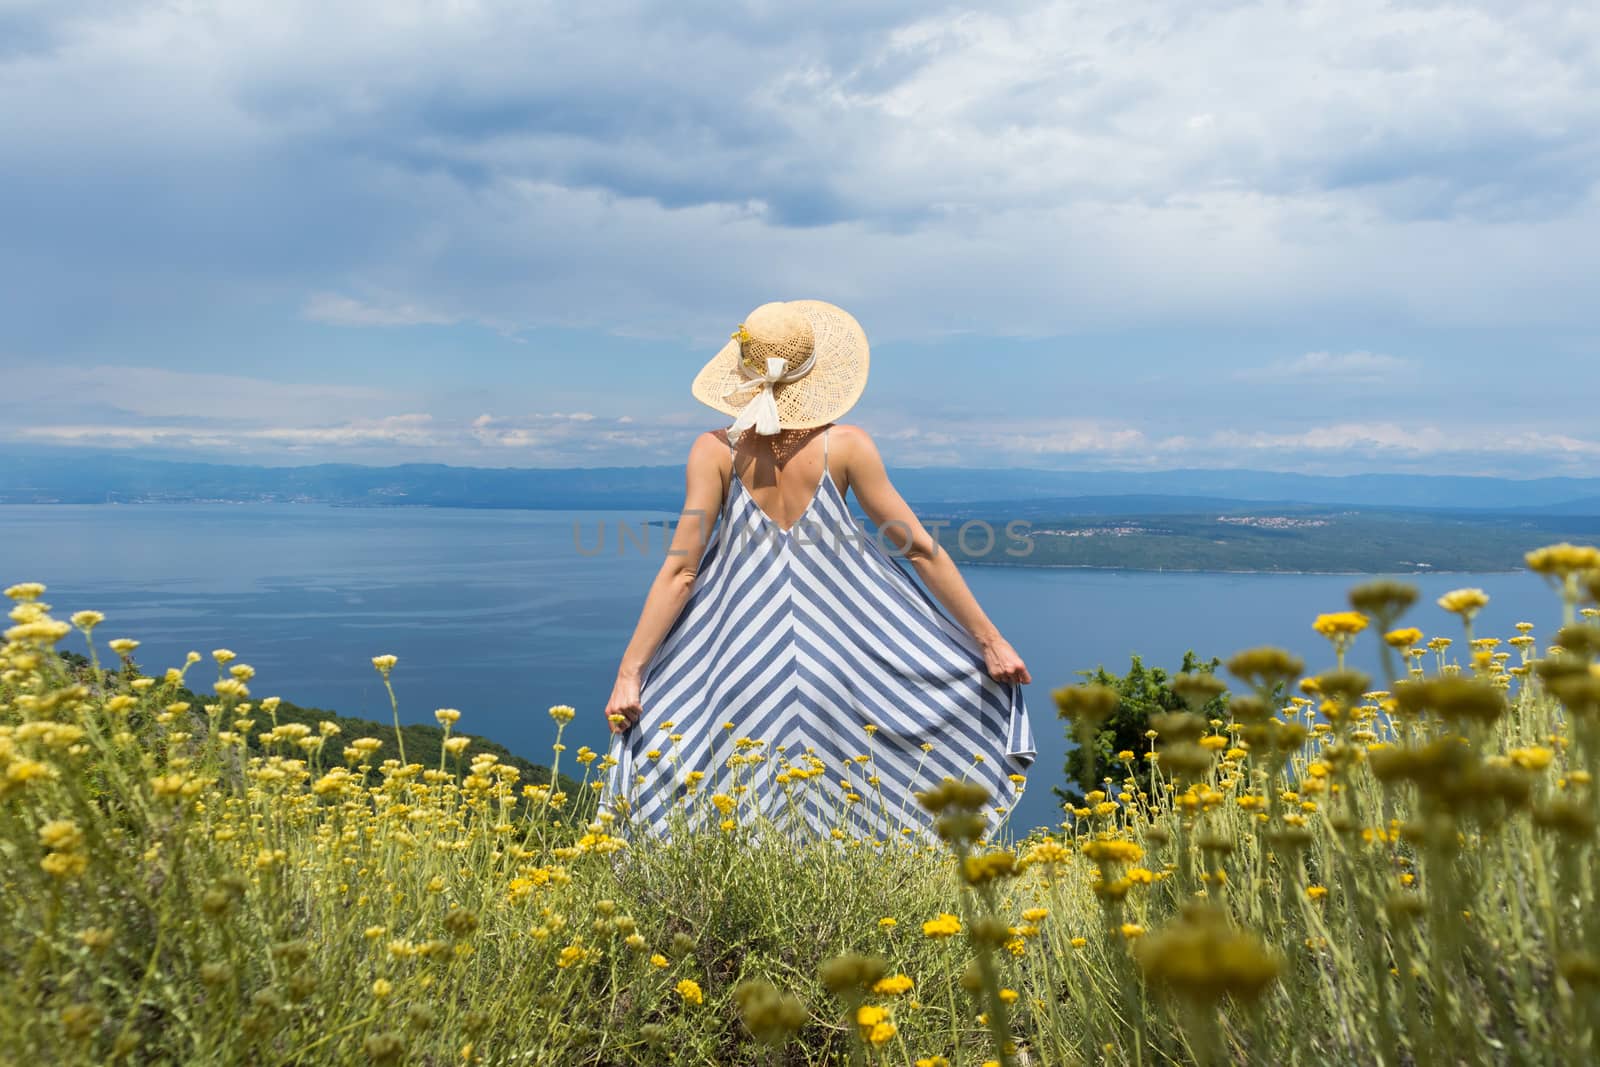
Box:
left=839, top=426, right=1032, bottom=685
left=604, top=432, right=729, bottom=733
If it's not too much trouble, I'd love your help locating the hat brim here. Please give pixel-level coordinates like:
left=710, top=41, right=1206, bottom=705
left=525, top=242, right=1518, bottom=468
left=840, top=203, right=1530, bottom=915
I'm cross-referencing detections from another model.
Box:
left=691, top=300, right=869, bottom=430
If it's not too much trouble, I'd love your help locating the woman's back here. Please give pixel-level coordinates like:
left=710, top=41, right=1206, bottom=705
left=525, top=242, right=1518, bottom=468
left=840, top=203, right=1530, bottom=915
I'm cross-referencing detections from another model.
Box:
left=727, top=425, right=837, bottom=533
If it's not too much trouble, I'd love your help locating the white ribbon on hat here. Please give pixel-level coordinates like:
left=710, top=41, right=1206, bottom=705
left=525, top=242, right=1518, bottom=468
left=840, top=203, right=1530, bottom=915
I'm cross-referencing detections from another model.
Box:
left=725, top=347, right=817, bottom=440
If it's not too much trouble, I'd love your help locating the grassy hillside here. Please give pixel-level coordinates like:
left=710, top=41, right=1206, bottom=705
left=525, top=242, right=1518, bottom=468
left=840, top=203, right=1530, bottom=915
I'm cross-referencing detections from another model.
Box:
left=7, top=560, right=1600, bottom=1064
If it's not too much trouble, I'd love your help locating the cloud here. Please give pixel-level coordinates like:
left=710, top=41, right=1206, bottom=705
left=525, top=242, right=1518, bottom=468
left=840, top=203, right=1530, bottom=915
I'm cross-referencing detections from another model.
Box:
left=11, top=373, right=1600, bottom=475
left=855, top=417, right=1600, bottom=474
left=4, top=363, right=440, bottom=457
left=469, top=411, right=606, bottom=449
left=1, top=0, right=1598, bottom=351
left=1207, top=423, right=1600, bottom=460
left=1, top=2, right=1598, bottom=477
left=987, top=423, right=1152, bottom=456
left=1234, top=351, right=1415, bottom=385
left=302, top=292, right=458, bottom=328
left=5, top=364, right=402, bottom=422
left=17, top=414, right=440, bottom=451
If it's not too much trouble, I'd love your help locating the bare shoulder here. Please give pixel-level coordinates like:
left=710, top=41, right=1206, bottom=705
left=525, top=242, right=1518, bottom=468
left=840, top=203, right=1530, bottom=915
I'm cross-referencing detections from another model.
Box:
left=686, top=430, right=732, bottom=478
left=827, top=423, right=879, bottom=457
left=691, top=428, right=731, bottom=457
left=826, top=424, right=884, bottom=498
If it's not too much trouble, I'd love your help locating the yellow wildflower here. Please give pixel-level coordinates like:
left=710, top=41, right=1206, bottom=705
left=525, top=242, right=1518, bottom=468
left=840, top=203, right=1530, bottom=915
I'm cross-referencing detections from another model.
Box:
left=1082, top=837, right=1143, bottom=864
left=1510, top=747, right=1555, bottom=771
left=872, top=974, right=914, bottom=996
left=856, top=1004, right=887, bottom=1027
left=1437, top=588, right=1489, bottom=620
left=1526, top=543, right=1600, bottom=577
left=1384, top=627, right=1423, bottom=649
left=1313, top=612, right=1369, bottom=639
left=39, top=819, right=85, bottom=852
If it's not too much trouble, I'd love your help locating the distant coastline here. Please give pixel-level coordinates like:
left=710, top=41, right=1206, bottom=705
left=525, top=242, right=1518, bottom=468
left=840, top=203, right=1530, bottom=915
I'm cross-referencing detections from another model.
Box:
left=8, top=449, right=1600, bottom=512
left=6, top=450, right=1598, bottom=576
left=954, top=559, right=1524, bottom=577
left=3, top=497, right=1579, bottom=577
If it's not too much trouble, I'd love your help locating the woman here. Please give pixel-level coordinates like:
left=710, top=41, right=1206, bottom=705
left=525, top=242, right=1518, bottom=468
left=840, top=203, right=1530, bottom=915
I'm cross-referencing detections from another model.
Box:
left=602, top=299, right=1036, bottom=840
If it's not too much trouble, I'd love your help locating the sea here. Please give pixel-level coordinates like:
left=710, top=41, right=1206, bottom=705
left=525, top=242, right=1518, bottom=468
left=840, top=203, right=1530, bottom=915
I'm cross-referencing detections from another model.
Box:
left=0, top=503, right=1566, bottom=833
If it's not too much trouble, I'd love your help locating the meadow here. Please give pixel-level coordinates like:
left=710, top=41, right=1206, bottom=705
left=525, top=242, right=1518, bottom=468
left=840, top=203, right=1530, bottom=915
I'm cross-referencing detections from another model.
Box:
left=4, top=545, right=1600, bottom=1065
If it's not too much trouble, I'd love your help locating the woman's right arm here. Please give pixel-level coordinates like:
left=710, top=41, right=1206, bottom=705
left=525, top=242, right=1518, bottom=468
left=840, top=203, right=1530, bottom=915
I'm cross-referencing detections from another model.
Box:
left=604, top=432, right=728, bottom=734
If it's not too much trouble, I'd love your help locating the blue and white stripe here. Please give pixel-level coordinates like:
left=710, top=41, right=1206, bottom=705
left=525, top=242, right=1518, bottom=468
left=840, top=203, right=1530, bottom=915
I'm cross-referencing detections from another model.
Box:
left=604, top=435, right=1036, bottom=841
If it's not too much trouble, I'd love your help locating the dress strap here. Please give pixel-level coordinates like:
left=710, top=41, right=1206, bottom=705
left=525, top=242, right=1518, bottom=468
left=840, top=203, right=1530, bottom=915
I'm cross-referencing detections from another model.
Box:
left=822, top=425, right=830, bottom=464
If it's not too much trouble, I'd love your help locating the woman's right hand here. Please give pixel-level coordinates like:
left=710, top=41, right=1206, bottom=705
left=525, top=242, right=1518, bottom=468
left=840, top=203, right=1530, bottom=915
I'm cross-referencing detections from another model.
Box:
left=605, top=671, right=643, bottom=734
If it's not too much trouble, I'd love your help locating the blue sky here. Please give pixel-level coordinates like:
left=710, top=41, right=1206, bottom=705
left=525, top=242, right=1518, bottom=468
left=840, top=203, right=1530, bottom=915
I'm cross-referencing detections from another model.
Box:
left=2, top=0, right=1598, bottom=474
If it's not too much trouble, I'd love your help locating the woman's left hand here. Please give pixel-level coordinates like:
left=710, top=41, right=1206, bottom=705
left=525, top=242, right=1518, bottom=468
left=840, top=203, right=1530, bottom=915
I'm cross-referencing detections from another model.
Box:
left=980, top=635, right=1031, bottom=685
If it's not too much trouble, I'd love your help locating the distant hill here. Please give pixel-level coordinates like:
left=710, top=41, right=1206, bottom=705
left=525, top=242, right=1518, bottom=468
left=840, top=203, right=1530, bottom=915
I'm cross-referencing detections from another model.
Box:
left=7, top=448, right=1600, bottom=513
left=930, top=505, right=1600, bottom=574
left=1515, top=496, right=1600, bottom=516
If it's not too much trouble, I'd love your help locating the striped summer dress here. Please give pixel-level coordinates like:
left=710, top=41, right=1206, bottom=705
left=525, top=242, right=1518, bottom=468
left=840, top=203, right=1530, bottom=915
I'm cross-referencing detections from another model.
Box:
left=603, top=428, right=1036, bottom=842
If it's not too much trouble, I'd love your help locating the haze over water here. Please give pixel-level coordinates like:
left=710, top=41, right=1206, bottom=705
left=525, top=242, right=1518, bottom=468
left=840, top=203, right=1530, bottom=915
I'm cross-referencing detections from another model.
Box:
left=1, top=503, right=1564, bottom=832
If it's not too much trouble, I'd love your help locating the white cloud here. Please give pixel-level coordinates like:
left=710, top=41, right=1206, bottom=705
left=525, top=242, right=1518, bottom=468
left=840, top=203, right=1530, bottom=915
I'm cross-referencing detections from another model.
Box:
left=989, top=424, right=1151, bottom=456
left=2, top=0, right=1598, bottom=345
left=1209, top=423, right=1600, bottom=459
left=2, top=2, right=1599, bottom=475
left=5, top=364, right=401, bottom=422
left=1235, top=351, right=1415, bottom=384
left=19, top=414, right=440, bottom=451
left=12, top=394, right=1600, bottom=474
left=239, top=414, right=438, bottom=447
left=467, top=410, right=637, bottom=451
left=302, top=292, right=458, bottom=328
left=848, top=417, right=1600, bottom=473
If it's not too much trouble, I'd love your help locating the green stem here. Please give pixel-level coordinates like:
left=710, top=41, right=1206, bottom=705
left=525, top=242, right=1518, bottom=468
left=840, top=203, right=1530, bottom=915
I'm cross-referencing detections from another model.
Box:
left=381, top=676, right=406, bottom=765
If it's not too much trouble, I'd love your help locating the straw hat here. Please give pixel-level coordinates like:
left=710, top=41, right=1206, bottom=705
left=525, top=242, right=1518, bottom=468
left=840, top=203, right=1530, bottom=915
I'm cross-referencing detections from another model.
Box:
left=691, top=300, right=869, bottom=439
